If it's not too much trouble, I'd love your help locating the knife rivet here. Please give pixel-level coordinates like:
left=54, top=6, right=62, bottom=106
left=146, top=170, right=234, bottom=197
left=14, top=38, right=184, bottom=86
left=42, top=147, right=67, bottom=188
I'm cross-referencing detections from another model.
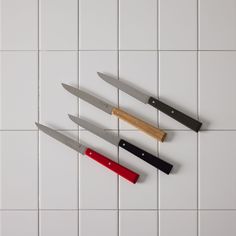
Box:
left=108, top=162, right=111, bottom=165
left=152, top=101, right=155, bottom=104
left=142, top=153, right=144, bottom=156
left=171, top=110, right=175, bottom=114
left=122, top=143, right=125, bottom=146
left=89, top=152, right=92, bottom=155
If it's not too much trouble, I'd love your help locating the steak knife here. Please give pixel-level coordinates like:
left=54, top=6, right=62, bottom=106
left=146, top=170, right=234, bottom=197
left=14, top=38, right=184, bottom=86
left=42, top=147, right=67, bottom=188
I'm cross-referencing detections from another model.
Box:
left=35, top=123, right=139, bottom=184
left=97, top=72, right=202, bottom=132
left=62, top=84, right=166, bottom=142
left=68, top=115, right=173, bottom=175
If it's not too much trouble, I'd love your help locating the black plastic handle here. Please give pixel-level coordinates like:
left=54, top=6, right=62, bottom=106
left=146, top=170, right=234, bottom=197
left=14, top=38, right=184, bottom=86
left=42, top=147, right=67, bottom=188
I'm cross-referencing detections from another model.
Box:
left=148, top=97, right=202, bottom=132
left=119, top=139, right=173, bottom=174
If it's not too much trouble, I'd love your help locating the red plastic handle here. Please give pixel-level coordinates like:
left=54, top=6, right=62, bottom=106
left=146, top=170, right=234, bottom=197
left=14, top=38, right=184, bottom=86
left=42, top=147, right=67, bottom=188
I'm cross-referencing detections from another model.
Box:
left=85, top=148, right=139, bottom=184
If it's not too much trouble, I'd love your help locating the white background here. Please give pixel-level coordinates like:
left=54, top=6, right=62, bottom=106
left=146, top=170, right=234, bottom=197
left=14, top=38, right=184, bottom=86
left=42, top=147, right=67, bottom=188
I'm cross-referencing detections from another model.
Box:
left=1, top=0, right=236, bottom=235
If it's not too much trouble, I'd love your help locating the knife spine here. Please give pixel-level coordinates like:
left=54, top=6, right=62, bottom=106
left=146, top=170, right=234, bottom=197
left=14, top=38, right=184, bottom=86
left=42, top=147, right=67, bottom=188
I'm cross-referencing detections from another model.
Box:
left=112, top=107, right=166, bottom=142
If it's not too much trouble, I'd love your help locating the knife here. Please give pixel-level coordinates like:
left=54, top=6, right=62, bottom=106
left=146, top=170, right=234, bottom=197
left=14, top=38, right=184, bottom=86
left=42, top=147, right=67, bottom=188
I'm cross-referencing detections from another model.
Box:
left=62, top=84, right=166, bottom=142
left=97, top=72, right=202, bottom=132
left=68, top=115, right=173, bottom=175
left=35, top=122, right=139, bottom=184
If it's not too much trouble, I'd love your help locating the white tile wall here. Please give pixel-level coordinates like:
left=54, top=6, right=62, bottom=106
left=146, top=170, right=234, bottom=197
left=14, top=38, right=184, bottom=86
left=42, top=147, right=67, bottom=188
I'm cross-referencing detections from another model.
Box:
left=1, top=0, right=236, bottom=235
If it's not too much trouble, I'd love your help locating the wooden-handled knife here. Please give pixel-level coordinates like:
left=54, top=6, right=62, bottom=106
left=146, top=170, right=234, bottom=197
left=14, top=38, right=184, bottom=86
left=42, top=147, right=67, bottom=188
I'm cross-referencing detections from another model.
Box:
left=68, top=115, right=173, bottom=175
left=62, top=84, right=166, bottom=142
left=97, top=72, right=202, bottom=132
left=35, top=123, right=139, bottom=184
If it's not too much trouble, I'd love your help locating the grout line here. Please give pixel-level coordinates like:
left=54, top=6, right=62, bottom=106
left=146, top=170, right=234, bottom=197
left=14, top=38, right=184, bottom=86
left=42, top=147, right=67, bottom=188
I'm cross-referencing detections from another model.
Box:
left=117, top=1, right=120, bottom=235
left=2, top=49, right=236, bottom=52
left=77, top=0, right=80, bottom=235
left=37, top=0, right=40, bottom=235
left=1, top=129, right=236, bottom=132
left=197, top=1, right=199, bottom=235
left=157, top=1, right=160, bottom=235
left=1, top=208, right=236, bottom=211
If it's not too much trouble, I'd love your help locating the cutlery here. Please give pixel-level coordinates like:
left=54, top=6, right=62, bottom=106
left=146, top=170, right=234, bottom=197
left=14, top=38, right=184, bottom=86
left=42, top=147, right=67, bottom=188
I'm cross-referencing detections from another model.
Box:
left=35, top=122, right=139, bottom=184
left=62, top=83, right=166, bottom=142
left=97, top=72, right=202, bottom=132
left=68, top=115, right=173, bottom=174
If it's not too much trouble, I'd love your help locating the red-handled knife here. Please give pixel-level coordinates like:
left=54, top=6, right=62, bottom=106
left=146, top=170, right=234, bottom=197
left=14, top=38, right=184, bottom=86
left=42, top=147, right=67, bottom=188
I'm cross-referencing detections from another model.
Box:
left=35, top=123, right=139, bottom=184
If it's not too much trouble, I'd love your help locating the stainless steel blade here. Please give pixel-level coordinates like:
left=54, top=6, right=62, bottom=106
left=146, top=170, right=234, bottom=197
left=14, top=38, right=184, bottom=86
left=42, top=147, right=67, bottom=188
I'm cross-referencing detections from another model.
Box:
left=35, top=123, right=86, bottom=154
left=97, top=72, right=150, bottom=104
left=68, top=115, right=120, bottom=146
left=62, top=83, right=114, bottom=114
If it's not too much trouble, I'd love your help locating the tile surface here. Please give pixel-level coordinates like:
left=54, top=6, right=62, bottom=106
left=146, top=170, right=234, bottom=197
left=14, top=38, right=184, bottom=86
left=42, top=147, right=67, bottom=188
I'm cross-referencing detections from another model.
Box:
left=159, top=131, right=197, bottom=209
left=159, top=0, right=197, bottom=50
left=40, top=0, right=78, bottom=50
left=1, top=0, right=236, bottom=235
left=39, top=130, right=78, bottom=209
left=0, top=52, right=38, bottom=129
left=119, top=0, right=157, bottom=50
left=119, top=210, right=158, bottom=236
left=79, top=210, right=117, bottom=236
left=199, top=52, right=236, bottom=129
left=40, top=210, right=78, bottom=236
left=0, top=211, right=38, bottom=236
left=199, top=0, right=236, bottom=50
left=0, top=0, right=38, bottom=50
left=199, top=131, right=236, bottom=209
left=40, top=51, right=78, bottom=129
left=0, top=131, right=38, bottom=209
left=160, top=211, right=197, bottom=236
left=79, top=0, right=117, bottom=50
left=199, top=211, right=236, bottom=236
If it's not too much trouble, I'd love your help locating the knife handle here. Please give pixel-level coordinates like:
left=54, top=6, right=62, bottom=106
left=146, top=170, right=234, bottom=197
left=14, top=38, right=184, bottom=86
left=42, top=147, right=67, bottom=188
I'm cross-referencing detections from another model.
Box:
left=148, top=97, right=202, bottom=132
left=85, top=148, right=139, bottom=184
left=112, top=108, right=166, bottom=142
left=118, top=139, right=173, bottom=174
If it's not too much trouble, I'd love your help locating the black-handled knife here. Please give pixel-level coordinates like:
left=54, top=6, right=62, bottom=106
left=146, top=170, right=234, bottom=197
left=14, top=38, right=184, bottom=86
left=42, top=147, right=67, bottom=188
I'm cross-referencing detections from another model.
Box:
left=68, top=115, right=173, bottom=174
left=97, top=72, right=202, bottom=132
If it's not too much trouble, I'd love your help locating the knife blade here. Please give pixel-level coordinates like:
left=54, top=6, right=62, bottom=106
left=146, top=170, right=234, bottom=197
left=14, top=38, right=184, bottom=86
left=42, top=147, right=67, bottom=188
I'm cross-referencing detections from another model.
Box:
left=62, top=83, right=166, bottom=142
left=68, top=115, right=173, bottom=175
left=35, top=122, right=139, bottom=184
left=97, top=72, right=202, bottom=132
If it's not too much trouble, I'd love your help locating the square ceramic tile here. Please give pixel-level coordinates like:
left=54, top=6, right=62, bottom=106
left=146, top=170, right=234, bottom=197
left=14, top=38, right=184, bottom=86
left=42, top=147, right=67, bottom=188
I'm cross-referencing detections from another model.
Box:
left=159, top=52, right=198, bottom=130
left=39, top=130, right=78, bottom=209
left=159, top=0, right=197, bottom=50
left=199, top=211, right=236, bottom=236
left=79, top=51, right=118, bottom=130
left=199, top=131, right=236, bottom=209
left=119, top=0, right=157, bottom=50
left=159, top=131, right=197, bottom=209
left=0, top=131, right=38, bottom=209
left=0, top=211, right=38, bottom=236
left=199, top=52, right=236, bottom=129
left=119, top=210, right=157, bottom=236
left=199, top=0, right=236, bottom=50
left=79, top=0, right=117, bottom=50
left=40, top=0, right=78, bottom=50
left=160, top=211, right=197, bottom=236
left=0, top=52, right=38, bottom=130
left=40, top=51, right=78, bottom=129
left=40, top=210, right=78, bottom=236
left=0, top=0, right=37, bottom=50
left=119, top=51, right=158, bottom=130
left=80, top=210, right=117, bottom=236
left=119, top=131, right=158, bottom=209
left=79, top=131, right=118, bottom=209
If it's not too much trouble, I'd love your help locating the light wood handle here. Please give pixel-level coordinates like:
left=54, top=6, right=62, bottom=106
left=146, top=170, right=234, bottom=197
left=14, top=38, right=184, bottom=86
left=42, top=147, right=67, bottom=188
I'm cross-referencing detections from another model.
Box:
left=112, top=108, right=166, bottom=142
